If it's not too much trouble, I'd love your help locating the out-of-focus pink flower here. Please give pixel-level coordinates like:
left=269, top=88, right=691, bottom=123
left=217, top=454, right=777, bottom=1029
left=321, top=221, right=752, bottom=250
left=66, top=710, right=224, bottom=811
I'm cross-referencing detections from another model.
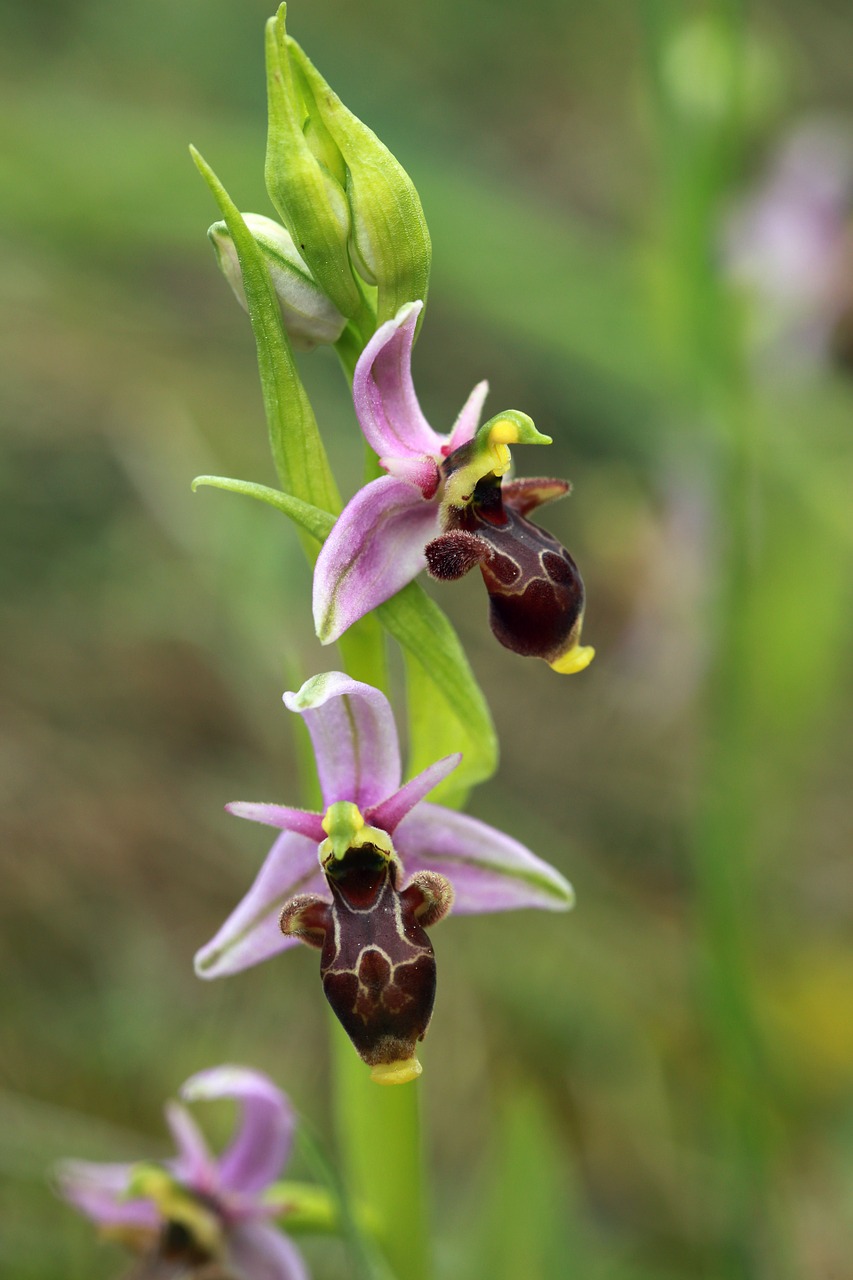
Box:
left=724, top=122, right=853, bottom=368
left=57, top=1066, right=307, bottom=1280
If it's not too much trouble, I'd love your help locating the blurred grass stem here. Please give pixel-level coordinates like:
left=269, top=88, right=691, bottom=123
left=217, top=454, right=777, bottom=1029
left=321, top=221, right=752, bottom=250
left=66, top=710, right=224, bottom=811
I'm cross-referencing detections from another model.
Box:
left=641, top=2, right=790, bottom=1274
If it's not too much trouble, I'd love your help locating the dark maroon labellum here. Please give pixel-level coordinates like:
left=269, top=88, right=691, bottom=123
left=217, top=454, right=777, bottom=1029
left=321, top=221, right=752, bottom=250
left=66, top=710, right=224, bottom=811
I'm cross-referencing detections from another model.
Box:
left=426, top=470, right=586, bottom=666
left=281, top=846, right=452, bottom=1070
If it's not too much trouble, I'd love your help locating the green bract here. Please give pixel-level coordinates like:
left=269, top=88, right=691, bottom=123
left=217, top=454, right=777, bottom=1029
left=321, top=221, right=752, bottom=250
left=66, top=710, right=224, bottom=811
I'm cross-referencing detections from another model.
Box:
left=209, top=214, right=347, bottom=351
left=190, top=147, right=341, bottom=524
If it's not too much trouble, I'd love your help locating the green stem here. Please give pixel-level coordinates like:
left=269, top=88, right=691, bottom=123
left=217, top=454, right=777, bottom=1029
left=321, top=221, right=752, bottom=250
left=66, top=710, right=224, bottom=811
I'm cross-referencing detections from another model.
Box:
left=330, top=299, right=430, bottom=1280
left=337, top=613, right=388, bottom=691
left=330, top=1016, right=431, bottom=1280
left=692, top=401, right=775, bottom=1280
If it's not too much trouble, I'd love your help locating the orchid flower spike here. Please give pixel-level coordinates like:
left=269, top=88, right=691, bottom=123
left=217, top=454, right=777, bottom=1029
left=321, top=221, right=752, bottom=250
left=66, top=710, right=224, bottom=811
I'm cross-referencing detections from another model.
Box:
left=195, top=673, right=574, bottom=1084
left=312, top=300, right=594, bottom=674
left=56, top=1066, right=308, bottom=1280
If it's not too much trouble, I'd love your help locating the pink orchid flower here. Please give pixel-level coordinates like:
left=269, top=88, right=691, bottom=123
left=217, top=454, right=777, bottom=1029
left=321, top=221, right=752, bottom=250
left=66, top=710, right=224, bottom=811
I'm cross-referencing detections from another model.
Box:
left=313, top=301, right=594, bottom=674
left=57, top=1066, right=308, bottom=1280
left=195, top=672, right=573, bottom=1082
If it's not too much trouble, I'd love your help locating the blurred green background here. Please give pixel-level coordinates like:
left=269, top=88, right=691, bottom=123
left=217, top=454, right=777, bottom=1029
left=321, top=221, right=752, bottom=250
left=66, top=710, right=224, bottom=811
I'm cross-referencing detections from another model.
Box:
left=2, top=1, right=852, bottom=1277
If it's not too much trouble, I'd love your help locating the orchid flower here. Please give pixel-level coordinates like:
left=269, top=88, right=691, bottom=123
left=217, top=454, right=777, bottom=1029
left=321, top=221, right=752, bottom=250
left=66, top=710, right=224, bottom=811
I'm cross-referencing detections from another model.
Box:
left=195, top=672, right=574, bottom=1084
left=312, top=300, right=594, bottom=674
left=56, top=1066, right=308, bottom=1280
left=724, top=122, right=853, bottom=370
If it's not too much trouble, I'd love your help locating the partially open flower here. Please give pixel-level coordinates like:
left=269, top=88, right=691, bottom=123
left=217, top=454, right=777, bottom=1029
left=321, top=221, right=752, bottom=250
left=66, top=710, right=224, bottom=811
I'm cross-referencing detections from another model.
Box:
left=56, top=1067, right=308, bottom=1280
left=195, top=673, right=574, bottom=1082
left=209, top=214, right=347, bottom=351
left=312, top=300, right=594, bottom=673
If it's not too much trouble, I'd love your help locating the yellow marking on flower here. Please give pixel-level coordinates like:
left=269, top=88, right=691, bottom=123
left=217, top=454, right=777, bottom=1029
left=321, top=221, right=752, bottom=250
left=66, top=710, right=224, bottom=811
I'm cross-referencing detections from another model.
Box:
left=370, top=1056, right=423, bottom=1086
left=489, top=419, right=521, bottom=444
left=322, top=801, right=365, bottom=838
left=487, top=419, right=519, bottom=474
left=550, top=644, right=596, bottom=675
left=320, top=801, right=396, bottom=866
left=98, top=1224, right=155, bottom=1251
left=124, top=1165, right=224, bottom=1257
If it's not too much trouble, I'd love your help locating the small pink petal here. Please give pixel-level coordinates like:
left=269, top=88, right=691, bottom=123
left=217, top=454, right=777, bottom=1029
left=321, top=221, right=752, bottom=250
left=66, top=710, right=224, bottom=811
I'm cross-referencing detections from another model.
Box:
left=165, top=1101, right=217, bottom=1195
left=194, top=831, right=325, bottom=979
left=446, top=379, right=489, bottom=454
left=366, top=754, right=462, bottom=833
left=180, top=1067, right=294, bottom=1200
left=353, top=301, right=445, bottom=460
left=312, top=474, right=441, bottom=645
left=55, top=1160, right=159, bottom=1230
left=283, top=672, right=401, bottom=810
left=225, top=803, right=325, bottom=843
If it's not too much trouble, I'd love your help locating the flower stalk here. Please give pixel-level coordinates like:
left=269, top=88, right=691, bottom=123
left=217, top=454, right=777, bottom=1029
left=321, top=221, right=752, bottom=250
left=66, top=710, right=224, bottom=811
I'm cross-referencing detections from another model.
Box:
left=188, top=12, right=584, bottom=1280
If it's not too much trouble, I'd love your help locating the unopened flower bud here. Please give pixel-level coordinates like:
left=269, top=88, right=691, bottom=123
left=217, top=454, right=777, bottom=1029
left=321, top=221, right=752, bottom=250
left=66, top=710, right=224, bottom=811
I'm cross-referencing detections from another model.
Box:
left=264, top=5, right=363, bottom=321
left=289, top=37, right=431, bottom=327
left=209, top=214, right=347, bottom=351
left=662, top=15, right=781, bottom=130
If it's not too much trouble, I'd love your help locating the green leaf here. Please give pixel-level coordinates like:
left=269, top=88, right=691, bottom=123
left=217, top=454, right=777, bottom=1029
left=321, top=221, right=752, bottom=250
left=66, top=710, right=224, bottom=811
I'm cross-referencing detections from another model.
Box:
left=466, top=1086, right=587, bottom=1280
left=294, top=1114, right=397, bottom=1280
left=378, top=583, right=498, bottom=806
left=192, top=474, right=334, bottom=542
left=190, top=146, right=341, bottom=523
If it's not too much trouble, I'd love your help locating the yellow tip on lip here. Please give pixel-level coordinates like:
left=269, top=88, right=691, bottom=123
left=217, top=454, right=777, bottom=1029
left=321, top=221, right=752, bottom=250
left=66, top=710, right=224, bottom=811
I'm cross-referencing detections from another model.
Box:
left=370, top=1057, right=423, bottom=1086
left=550, top=644, right=595, bottom=675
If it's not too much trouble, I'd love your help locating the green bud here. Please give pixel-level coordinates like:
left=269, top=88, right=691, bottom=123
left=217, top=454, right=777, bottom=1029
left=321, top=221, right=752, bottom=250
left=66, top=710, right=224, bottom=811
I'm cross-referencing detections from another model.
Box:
left=209, top=213, right=347, bottom=351
left=289, top=37, right=431, bottom=327
left=662, top=15, right=783, bottom=131
left=263, top=1181, right=340, bottom=1234
left=264, top=5, right=363, bottom=321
